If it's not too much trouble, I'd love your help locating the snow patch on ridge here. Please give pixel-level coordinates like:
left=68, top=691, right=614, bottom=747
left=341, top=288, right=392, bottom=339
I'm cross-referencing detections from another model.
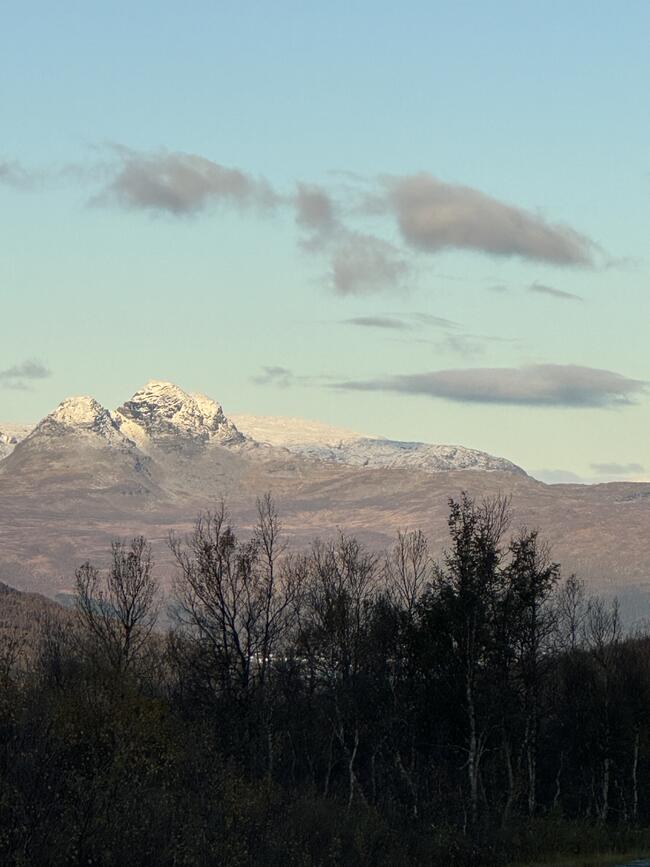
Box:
left=230, top=413, right=376, bottom=447
left=232, top=413, right=525, bottom=476
left=291, top=438, right=526, bottom=475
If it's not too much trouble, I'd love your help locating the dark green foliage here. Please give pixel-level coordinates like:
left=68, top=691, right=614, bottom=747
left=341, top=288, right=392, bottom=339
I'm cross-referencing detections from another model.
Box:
left=1, top=493, right=650, bottom=866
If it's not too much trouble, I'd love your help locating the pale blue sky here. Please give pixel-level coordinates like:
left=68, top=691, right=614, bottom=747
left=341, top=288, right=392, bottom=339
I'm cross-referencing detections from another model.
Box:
left=1, top=1, right=649, bottom=481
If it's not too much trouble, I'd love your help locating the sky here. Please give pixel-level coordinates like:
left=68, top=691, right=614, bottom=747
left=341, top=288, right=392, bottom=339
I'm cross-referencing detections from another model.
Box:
left=1, top=1, right=649, bottom=483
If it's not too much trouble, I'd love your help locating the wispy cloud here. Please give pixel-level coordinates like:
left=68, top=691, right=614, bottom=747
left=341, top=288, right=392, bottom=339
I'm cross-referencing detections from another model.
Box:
left=408, top=312, right=460, bottom=329
left=0, top=159, right=33, bottom=189
left=434, top=334, right=490, bottom=358
left=251, top=366, right=336, bottom=389
left=335, top=364, right=646, bottom=408
left=93, top=146, right=278, bottom=215
left=292, top=182, right=411, bottom=296
left=294, top=183, right=339, bottom=249
left=529, top=282, right=583, bottom=302
left=251, top=366, right=294, bottom=388
left=341, top=311, right=460, bottom=331
left=0, top=360, right=51, bottom=390
left=328, top=233, right=409, bottom=296
left=341, top=316, right=412, bottom=331
left=384, top=173, right=596, bottom=266
left=339, top=311, right=509, bottom=357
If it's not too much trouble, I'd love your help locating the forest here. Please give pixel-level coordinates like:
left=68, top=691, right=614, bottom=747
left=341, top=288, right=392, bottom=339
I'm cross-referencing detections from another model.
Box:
left=1, top=492, right=650, bottom=866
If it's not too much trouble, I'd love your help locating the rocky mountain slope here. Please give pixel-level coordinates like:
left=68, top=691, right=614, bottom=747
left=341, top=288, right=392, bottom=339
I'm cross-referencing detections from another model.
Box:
left=2, top=381, right=650, bottom=615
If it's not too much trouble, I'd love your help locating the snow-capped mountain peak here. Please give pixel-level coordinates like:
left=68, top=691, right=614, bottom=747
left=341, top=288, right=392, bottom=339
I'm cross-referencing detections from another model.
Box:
left=115, top=380, right=243, bottom=447
left=33, top=396, right=124, bottom=442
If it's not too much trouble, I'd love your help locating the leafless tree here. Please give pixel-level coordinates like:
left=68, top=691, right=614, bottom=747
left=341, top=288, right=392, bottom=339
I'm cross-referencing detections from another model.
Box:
left=170, top=495, right=300, bottom=695
left=384, top=529, right=431, bottom=615
left=297, top=533, right=378, bottom=684
left=555, top=573, right=587, bottom=652
left=295, top=533, right=379, bottom=807
left=585, top=595, right=622, bottom=821
left=75, top=536, right=158, bottom=674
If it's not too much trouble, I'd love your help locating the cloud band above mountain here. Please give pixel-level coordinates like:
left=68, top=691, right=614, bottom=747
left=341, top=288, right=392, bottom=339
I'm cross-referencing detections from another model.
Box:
left=335, top=363, right=646, bottom=408
left=4, top=145, right=600, bottom=293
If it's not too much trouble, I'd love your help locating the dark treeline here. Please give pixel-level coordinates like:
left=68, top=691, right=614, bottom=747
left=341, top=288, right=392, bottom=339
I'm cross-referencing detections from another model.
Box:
left=2, top=493, right=650, bottom=865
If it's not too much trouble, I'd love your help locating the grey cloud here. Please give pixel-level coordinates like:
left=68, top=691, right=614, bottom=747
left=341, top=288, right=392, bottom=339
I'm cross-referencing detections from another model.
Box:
left=292, top=184, right=412, bottom=295
left=342, top=313, right=458, bottom=331
left=436, top=334, right=488, bottom=358
left=0, top=160, right=32, bottom=189
left=340, top=311, right=505, bottom=356
left=62, top=145, right=604, bottom=292
left=94, top=147, right=277, bottom=215
left=529, top=282, right=583, bottom=302
left=251, top=366, right=336, bottom=389
left=407, top=312, right=460, bottom=329
left=295, top=184, right=338, bottom=237
left=329, top=233, right=409, bottom=296
left=414, top=331, right=516, bottom=358
left=385, top=173, right=595, bottom=265
left=335, top=364, right=646, bottom=408
left=251, top=366, right=294, bottom=388
left=0, top=359, right=51, bottom=389
left=340, top=312, right=461, bottom=334
left=342, top=316, right=411, bottom=331
left=590, top=462, right=645, bottom=476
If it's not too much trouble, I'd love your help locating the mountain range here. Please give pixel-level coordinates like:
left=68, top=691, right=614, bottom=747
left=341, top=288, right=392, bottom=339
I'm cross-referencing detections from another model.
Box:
left=1, top=380, right=650, bottom=618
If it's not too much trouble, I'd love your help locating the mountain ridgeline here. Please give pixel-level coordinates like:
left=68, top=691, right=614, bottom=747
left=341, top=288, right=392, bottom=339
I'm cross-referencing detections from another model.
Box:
left=1, top=380, right=650, bottom=605
left=0, top=379, right=524, bottom=471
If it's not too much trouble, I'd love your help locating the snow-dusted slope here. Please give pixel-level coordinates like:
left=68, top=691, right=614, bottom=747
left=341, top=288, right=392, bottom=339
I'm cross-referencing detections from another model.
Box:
left=289, top=438, right=525, bottom=475
left=230, top=413, right=375, bottom=447
left=231, top=413, right=526, bottom=476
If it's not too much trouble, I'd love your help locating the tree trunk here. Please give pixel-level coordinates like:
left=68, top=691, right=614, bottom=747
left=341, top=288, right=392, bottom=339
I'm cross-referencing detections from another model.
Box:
left=632, top=730, right=640, bottom=822
left=396, top=750, right=418, bottom=818
left=502, top=736, right=515, bottom=824
left=553, top=752, right=564, bottom=811
left=601, top=756, right=610, bottom=821
left=466, top=669, right=479, bottom=826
